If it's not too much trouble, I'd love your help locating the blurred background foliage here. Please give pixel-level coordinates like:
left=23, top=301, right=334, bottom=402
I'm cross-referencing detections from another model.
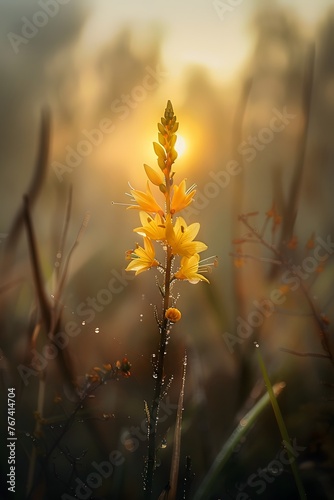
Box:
left=1, top=0, right=334, bottom=498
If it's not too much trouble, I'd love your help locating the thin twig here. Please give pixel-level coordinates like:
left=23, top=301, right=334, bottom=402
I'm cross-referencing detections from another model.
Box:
left=280, top=347, right=331, bottom=359
left=229, top=252, right=282, bottom=266
left=238, top=214, right=334, bottom=363
left=51, top=212, right=90, bottom=332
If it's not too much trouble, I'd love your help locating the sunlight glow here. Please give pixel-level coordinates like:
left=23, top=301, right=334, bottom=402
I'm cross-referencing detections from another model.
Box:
left=175, top=134, right=187, bottom=157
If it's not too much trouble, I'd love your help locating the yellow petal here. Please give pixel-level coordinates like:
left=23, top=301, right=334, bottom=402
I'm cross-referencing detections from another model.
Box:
left=153, top=142, right=166, bottom=159
left=144, top=164, right=164, bottom=186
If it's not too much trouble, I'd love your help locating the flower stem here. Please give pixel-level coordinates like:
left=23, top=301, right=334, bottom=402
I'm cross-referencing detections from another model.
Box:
left=145, top=246, right=173, bottom=498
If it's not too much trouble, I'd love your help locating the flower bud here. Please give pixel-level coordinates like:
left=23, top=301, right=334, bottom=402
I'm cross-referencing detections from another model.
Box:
left=165, top=307, right=181, bottom=323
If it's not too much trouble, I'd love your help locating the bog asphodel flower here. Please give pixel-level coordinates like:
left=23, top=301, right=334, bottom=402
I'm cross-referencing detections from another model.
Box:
left=125, top=237, right=159, bottom=275
left=165, top=215, right=208, bottom=258
left=134, top=211, right=166, bottom=241
left=128, top=182, right=163, bottom=214
left=174, top=254, right=210, bottom=284
left=125, top=100, right=215, bottom=286
left=123, top=101, right=215, bottom=493
left=170, top=179, right=196, bottom=214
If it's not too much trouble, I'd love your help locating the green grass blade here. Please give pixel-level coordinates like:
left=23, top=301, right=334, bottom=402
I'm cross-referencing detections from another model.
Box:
left=256, top=344, right=307, bottom=500
left=193, top=381, right=286, bottom=500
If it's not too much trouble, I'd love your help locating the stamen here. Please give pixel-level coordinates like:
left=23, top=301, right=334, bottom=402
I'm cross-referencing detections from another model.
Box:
left=199, top=255, right=218, bottom=264
left=111, top=201, right=134, bottom=207
left=186, top=183, right=197, bottom=194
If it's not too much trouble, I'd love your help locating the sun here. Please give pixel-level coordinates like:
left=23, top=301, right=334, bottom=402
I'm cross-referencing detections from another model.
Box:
left=175, top=134, right=187, bottom=157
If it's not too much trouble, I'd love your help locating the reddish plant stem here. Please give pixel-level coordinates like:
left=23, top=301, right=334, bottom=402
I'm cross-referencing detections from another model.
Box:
left=145, top=246, right=173, bottom=498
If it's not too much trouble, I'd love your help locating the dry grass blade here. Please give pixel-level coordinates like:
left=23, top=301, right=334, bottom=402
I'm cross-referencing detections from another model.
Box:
left=54, top=185, right=73, bottom=281
left=5, top=108, right=50, bottom=256
left=168, top=351, right=187, bottom=500
left=278, top=43, right=315, bottom=249
left=23, top=195, right=52, bottom=330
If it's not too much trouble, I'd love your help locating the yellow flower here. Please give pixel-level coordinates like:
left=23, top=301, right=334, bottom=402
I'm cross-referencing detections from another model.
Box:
left=128, top=182, right=163, bottom=214
left=165, top=307, right=182, bottom=322
left=174, top=254, right=210, bottom=284
left=125, top=237, right=159, bottom=275
left=134, top=212, right=166, bottom=241
left=170, top=179, right=195, bottom=214
left=166, top=216, right=208, bottom=258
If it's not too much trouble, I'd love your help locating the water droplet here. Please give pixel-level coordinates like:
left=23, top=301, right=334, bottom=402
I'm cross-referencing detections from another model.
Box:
left=139, top=314, right=143, bottom=322
left=153, top=373, right=158, bottom=379
left=270, top=466, right=281, bottom=475
left=82, top=321, right=86, bottom=326
left=161, top=438, right=167, bottom=449
left=254, top=341, right=260, bottom=348
left=56, top=252, right=62, bottom=259
left=25, top=432, right=30, bottom=437
left=94, top=327, right=100, bottom=334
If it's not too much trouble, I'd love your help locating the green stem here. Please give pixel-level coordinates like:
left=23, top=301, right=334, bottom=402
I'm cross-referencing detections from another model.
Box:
left=256, top=345, right=307, bottom=500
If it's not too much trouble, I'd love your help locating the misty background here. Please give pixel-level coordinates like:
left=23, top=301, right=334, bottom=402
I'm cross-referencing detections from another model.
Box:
left=1, top=0, right=334, bottom=498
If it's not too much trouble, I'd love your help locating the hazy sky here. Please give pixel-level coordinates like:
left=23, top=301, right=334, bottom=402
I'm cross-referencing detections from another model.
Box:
left=79, top=0, right=334, bottom=80
left=1, top=0, right=334, bottom=232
